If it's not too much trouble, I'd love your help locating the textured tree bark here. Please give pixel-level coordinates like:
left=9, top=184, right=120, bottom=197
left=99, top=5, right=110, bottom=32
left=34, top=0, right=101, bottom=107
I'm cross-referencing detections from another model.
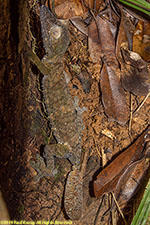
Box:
left=0, top=0, right=48, bottom=220
left=0, top=0, right=26, bottom=219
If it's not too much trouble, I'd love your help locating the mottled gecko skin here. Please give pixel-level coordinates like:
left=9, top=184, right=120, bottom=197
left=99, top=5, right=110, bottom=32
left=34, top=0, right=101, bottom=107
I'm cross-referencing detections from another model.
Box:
left=40, top=5, right=84, bottom=168
left=28, top=6, right=87, bottom=221
left=40, top=5, right=69, bottom=59
left=39, top=6, right=84, bottom=220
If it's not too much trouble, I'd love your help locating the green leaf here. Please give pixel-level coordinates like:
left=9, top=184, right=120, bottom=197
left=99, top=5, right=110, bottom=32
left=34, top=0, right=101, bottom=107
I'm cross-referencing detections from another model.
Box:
left=131, top=179, right=150, bottom=225
left=118, top=0, right=150, bottom=16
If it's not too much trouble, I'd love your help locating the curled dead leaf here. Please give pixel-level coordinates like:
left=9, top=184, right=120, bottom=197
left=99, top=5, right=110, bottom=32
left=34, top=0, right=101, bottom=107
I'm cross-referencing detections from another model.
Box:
left=70, top=17, right=88, bottom=36
left=93, top=127, right=150, bottom=198
left=116, top=11, right=135, bottom=61
left=121, top=48, right=150, bottom=96
left=115, top=157, right=149, bottom=208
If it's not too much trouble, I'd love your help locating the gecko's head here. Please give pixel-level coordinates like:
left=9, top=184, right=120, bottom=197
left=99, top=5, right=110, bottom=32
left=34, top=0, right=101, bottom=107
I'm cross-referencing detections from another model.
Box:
left=40, top=5, right=70, bottom=58
left=50, top=25, right=61, bottom=40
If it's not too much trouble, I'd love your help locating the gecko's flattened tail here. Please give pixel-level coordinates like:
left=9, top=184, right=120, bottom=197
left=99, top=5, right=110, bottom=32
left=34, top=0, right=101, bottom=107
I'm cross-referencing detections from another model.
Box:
left=64, top=168, right=83, bottom=220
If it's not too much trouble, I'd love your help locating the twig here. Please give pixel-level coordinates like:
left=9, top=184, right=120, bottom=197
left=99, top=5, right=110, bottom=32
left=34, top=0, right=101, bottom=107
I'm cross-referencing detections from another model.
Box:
left=133, top=92, right=150, bottom=115
left=128, top=93, right=133, bottom=141
left=111, top=192, right=128, bottom=225
left=101, top=147, right=107, bottom=167
left=93, top=196, right=105, bottom=225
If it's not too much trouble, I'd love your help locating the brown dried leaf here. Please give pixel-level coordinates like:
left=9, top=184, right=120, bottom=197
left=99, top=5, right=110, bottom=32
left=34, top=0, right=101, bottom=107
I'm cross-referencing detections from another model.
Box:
left=93, top=128, right=149, bottom=198
left=117, top=15, right=150, bottom=96
left=115, top=130, right=150, bottom=206
left=115, top=157, right=149, bottom=208
left=97, top=16, right=115, bottom=57
left=133, top=20, right=150, bottom=61
left=88, top=17, right=102, bottom=63
left=116, top=13, right=127, bottom=61
left=116, top=11, right=135, bottom=61
left=70, top=17, right=88, bottom=36
left=97, top=16, right=129, bottom=125
left=100, top=63, right=129, bottom=125
left=121, top=48, right=150, bottom=96
left=47, top=0, right=86, bottom=19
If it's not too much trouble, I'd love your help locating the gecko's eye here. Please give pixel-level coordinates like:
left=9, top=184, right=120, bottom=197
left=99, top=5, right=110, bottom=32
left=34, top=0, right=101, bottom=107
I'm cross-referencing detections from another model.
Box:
left=50, top=25, right=61, bottom=40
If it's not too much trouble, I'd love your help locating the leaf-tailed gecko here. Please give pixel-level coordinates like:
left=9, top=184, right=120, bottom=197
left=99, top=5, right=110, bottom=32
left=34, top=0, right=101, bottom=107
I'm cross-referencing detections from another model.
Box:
left=28, top=5, right=87, bottom=220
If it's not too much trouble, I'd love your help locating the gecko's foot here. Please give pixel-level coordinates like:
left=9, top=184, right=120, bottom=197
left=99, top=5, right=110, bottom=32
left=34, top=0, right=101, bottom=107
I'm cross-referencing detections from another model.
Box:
left=30, top=144, right=72, bottom=182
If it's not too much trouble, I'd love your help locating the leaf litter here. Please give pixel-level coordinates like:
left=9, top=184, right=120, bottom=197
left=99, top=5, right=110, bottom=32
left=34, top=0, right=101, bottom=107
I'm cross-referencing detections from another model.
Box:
left=26, top=0, right=150, bottom=224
